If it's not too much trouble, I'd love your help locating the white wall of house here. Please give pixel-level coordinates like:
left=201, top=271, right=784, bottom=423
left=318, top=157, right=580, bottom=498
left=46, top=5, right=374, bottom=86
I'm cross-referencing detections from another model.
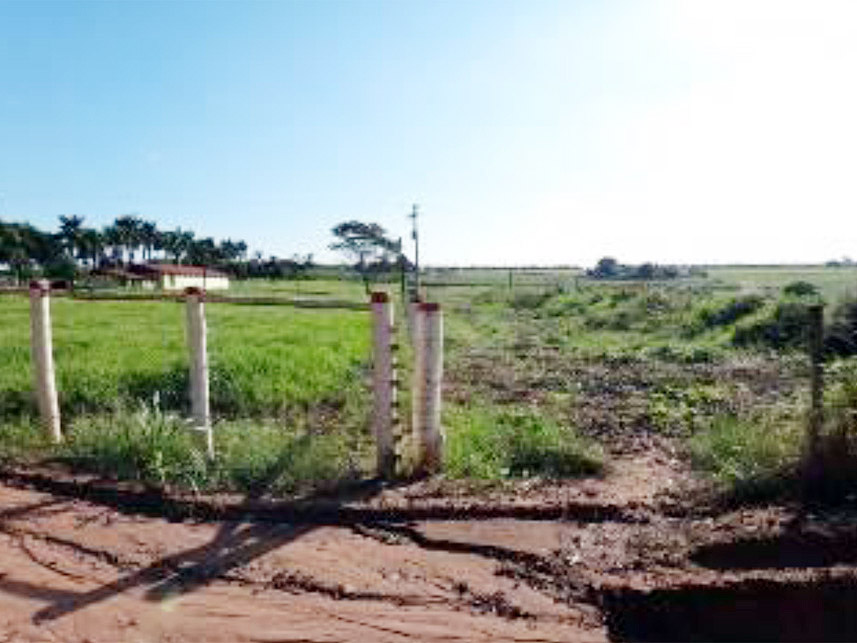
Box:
left=160, top=274, right=230, bottom=291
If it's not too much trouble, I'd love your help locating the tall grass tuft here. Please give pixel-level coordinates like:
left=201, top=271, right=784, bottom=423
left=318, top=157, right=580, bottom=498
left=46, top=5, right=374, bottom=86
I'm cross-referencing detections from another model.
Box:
left=59, top=405, right=363, bottom=495
left=688, top=412, right=803, bottom=499
left=445, top=405, right=603, bottom=480
left=60, top=405, right=209, bottom=489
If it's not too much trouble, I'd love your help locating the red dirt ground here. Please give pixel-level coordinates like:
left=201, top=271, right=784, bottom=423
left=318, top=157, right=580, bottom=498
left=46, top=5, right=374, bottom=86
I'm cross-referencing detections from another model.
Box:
left=1, top=448, right=857, bottom=642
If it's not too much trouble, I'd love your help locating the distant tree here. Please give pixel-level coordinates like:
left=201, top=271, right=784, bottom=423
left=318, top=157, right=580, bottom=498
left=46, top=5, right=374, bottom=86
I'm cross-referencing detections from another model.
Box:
left=160, top=228, right=195, bottom=264
left=139, top=220, right=160, bottom=261
left=187, top=237, right=219, bottom=266
left=0, top=223, right=32, bottom=283
left=58, top=215, right=85, bottom=265
left=78, top=228, right=104, bottom=268
left=592, top=257, right=619, bottom=279
left=635, top=262, right=655, bottom=280
left=330, top=221, right=400, bottom=293
left=113, top=215, right=144, bottom=264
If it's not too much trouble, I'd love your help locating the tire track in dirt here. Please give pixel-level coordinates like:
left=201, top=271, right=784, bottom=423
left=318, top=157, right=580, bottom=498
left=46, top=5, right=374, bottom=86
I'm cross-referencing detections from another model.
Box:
left=0, top=482, right=607, bottom=642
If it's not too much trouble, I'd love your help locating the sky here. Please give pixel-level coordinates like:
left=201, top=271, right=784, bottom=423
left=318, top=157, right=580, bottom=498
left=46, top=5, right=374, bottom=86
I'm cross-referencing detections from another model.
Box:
left=1, top=0, right=856, bottom=267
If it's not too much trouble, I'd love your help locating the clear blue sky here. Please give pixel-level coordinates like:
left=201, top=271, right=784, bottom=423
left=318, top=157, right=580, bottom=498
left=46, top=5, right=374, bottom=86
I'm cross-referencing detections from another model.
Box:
left=2, top=0, right=855, bottom=266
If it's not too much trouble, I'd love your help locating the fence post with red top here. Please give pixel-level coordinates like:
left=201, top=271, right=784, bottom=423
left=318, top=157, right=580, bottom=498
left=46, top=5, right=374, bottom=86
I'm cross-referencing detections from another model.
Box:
left=371, top=292, right=397, bottom=478
left=185, top=287, right=213, bottom=460
left=412, top=302, right=443, bottom=473
left=29, top=280, right=62, bottom=443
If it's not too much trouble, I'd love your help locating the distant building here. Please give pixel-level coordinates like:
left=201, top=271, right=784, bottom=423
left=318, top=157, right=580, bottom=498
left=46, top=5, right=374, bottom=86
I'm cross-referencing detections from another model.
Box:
left=92, top=267, right=156, bottom=289
left=128, top=264, right=230, bottom=291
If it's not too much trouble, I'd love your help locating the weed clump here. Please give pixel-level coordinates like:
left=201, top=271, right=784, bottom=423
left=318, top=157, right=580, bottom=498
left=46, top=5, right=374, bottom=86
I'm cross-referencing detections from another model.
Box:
left=61, top=406, right=208, bottom=489
left=688, top=410, right=803, bottom=501
left=58, top=405, right=361, bottom=495
left=689, top=363, right=857, bottom=505
left=445, top=405, right=603, bottom=480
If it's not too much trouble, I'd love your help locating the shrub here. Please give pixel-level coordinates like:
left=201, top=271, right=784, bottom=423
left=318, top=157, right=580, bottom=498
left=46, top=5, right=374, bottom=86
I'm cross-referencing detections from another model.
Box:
left=825, top=295, right=857, bottom=357
left=782, top=281, right=820, bottom=298
left=696, top=295, right=765, bottom=329
left=732, top=302, right=810, bottom=350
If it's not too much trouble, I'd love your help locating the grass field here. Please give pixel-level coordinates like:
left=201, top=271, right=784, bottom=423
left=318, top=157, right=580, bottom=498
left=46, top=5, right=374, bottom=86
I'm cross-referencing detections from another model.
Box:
left=0, top=290, right=374, bottom=491
left=2, top=265, right=857, bottom=499
left=1, top=293, right=370, bottom=417
left=706, top=265, right=857, bottom=301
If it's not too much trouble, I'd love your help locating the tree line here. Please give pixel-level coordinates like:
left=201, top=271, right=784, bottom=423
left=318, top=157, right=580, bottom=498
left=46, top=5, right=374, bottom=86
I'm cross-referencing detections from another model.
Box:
left=0, top=215, right=318, bottom=283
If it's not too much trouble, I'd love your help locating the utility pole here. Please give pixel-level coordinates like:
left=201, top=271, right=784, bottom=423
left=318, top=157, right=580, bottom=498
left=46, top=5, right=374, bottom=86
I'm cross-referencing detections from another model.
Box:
left=409, top=204, right=420, bottom=300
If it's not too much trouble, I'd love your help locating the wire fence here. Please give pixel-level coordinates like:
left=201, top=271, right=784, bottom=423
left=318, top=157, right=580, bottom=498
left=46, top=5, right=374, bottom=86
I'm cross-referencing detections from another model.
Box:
left=2, top=283, right=445, bottom=477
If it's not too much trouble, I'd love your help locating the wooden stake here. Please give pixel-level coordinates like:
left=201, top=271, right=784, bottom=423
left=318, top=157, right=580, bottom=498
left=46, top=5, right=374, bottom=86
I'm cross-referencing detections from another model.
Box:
left=807, top=303, right=824, bottom=461
left=185, top=287, right=214, bottom=460
left=371, top=292, right=396, bottom=478
left=29, top=280, right=61, bottom=443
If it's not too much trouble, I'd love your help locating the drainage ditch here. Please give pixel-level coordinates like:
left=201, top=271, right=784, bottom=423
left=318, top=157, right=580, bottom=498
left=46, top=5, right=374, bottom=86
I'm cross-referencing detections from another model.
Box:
left=601, top=576, right=857, bottom=642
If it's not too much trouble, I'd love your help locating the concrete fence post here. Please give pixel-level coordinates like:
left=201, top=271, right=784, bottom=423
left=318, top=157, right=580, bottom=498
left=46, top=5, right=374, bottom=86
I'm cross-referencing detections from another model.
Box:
left=371, top=292, right=396, bottom=478
left=185, top=287, right=214, bottom=460
left=413, top=302, right=444, bottom=473
left=29, top=280, right=62, bottom=443
left=406, top=300, right=419, bottom=344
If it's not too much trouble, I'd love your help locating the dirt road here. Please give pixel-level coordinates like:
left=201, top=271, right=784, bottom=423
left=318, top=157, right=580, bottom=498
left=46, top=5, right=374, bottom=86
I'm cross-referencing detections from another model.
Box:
left=2, top=447, right=857, bottom=642
left=0, top=470, right=637, bottom=643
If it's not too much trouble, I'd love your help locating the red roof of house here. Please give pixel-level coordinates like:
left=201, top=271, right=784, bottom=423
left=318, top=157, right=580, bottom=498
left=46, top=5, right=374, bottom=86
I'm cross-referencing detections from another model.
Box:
left=130, top=264, right=228, bottom=278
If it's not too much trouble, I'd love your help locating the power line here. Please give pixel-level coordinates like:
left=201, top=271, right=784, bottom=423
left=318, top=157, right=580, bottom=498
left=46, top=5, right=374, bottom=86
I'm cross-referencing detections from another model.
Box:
left=408, top=204, right=420, bottom=300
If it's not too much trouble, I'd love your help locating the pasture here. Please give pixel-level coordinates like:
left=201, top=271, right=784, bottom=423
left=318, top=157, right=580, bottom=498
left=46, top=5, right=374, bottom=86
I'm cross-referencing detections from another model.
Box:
left=1, top=265, right=856, bottom=499
left=0, top=289, right=373, bottom=492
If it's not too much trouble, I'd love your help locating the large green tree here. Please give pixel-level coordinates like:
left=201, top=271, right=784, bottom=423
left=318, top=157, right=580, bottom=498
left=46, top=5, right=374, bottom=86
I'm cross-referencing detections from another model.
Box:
left=330, top=221, right=400, bottom=293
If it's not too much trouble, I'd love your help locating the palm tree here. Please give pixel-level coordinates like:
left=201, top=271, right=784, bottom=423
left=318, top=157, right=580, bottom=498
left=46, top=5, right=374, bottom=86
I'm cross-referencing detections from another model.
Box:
left=140, top=220, right=159, bottom=262
left=58, top=215, right=85, bottom=265
left=78, top=228, right=104, bottom=269
left=177, top=229, right=195, bottom=264
left=113, top=215, right=143, bottom=265
left=102, top=224, right=123, bottom=266
left=0, top=224, right=31, bottom=284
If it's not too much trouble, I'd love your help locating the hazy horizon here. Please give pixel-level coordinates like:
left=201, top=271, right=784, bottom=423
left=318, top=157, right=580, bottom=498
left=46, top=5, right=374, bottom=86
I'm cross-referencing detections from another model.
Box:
left=2, top=0, right=855, bottom=267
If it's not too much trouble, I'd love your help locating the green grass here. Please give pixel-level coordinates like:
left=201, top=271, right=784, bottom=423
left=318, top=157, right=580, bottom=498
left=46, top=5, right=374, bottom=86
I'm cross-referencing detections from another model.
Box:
left=444, top=404, right=603, bottom=480
left=5, top=267, right=857, bottom=498
left=707, top=266, right=857, bottom=301
left=58, top=405, right=360, bottom=494
left=0, top=289, right=374, bottom=491
left=0, top=294, right=370, bottom=419
left=226, top=277, right=370, bottom=302
left=688, top=411, right=804, bottom=497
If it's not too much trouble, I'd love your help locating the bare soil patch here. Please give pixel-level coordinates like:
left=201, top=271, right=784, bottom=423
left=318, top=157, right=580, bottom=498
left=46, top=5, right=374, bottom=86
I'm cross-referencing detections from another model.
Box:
left=1, top=447, right=857, bottom=641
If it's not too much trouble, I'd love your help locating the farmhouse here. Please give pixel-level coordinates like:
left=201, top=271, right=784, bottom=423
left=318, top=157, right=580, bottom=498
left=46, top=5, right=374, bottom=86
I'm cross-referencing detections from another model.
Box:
left=128, top=263, right=230, bottom=291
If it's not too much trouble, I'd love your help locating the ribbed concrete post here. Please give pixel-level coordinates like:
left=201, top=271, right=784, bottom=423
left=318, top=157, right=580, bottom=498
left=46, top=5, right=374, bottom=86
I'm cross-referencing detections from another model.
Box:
left=413, top=302, right=444, bottom=474
left=371, top=292, right=396, bottom=478
left=29, top=280, right=62, bottom=443
left=185, top=287, right=213, bottom=460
